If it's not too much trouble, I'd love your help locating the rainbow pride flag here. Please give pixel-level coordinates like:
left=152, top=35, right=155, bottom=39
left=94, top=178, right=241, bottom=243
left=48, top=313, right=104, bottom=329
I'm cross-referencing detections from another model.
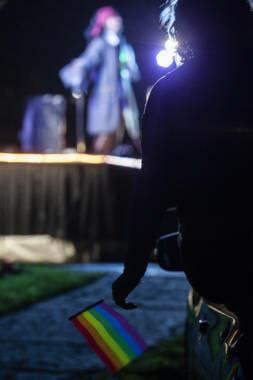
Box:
left=69, top=299, right=148, bottom=374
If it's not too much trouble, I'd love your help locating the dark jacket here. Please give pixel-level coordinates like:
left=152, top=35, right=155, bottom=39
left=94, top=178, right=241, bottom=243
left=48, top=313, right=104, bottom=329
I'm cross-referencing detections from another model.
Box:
left=123, top=56, right=252, bottom=315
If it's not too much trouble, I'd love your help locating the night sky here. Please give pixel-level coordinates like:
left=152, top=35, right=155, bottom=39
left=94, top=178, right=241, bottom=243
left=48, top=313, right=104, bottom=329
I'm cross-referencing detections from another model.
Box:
left=0, top=0, right=168, bottom=148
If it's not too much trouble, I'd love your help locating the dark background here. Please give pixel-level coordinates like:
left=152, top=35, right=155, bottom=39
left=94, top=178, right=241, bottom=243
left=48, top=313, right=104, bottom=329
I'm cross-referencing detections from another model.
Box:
left=0, top=0, right=168, bottom=148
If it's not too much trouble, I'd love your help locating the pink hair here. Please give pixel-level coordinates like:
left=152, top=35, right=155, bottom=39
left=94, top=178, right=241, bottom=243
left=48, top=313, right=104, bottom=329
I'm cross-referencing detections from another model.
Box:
left=91, top=6, right=119, bottom=37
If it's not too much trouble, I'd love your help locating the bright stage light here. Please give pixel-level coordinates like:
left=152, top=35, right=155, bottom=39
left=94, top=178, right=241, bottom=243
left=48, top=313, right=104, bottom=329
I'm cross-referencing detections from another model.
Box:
left=156, top=38, right=180, bottom=68
left=164, top=39, right=178, bottom=53
left=156, top=50, right=174, bottom=68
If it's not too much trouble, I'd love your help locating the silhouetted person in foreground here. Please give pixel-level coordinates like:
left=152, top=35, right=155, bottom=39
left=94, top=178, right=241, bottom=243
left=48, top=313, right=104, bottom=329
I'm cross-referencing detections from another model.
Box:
left=113, top=0, right=252, bottom=373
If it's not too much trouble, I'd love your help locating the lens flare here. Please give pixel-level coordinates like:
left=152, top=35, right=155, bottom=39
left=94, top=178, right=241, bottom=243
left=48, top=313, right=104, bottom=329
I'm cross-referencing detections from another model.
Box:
left=164, top=39, right=178, bottom=53
left=156, top=50, right=173, bottom=68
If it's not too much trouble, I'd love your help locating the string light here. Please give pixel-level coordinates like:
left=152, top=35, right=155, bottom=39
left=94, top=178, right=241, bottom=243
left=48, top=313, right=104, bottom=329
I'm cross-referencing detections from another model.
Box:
left=0, top=153, right=142, bottom=169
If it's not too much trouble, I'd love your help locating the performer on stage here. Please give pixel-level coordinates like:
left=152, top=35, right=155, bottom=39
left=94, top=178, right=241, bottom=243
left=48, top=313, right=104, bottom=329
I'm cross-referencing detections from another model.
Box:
left=59, top=6, right=141, bottom=155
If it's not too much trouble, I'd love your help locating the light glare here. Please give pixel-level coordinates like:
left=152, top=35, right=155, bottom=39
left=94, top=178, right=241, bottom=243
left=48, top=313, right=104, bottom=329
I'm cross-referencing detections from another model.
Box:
left=156, top=50, right=173, bottom=68
left=164, top=39, right=178, bottom=54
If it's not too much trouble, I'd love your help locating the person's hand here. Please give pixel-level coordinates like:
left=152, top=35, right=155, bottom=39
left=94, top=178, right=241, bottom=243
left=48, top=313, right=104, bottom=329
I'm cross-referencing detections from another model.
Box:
left=112, top=272, right=140, bottom=310
left=71, top=58, right=84, bottom=68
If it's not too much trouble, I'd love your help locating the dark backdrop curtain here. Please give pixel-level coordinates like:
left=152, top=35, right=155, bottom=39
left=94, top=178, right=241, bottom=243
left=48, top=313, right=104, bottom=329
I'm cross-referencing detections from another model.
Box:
left=0, top=163, right=138, bottom=245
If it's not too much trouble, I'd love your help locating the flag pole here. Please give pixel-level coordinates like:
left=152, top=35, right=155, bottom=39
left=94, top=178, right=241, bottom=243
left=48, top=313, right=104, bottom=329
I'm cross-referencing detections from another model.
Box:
left=69, top=299, right=104, bottom=320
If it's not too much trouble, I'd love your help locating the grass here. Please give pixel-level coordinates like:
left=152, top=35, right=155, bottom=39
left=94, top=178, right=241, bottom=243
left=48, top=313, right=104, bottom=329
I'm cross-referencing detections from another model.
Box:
left=96, top=333, right=186, bottom=380
left=0, top=264, right=105, bottom=316
left=0, top=264, right=186, bottom=379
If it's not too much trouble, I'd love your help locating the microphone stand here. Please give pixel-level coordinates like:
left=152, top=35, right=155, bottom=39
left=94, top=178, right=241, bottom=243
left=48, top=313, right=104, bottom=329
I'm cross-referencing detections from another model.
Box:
left=72, top=90, right=86, bottom=153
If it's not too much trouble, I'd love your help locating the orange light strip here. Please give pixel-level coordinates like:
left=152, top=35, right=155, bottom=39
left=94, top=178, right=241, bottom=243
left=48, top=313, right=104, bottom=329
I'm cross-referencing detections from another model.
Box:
left=0, top=153, right=142, bottom=169
left=0, top=153, right=105, bottom=165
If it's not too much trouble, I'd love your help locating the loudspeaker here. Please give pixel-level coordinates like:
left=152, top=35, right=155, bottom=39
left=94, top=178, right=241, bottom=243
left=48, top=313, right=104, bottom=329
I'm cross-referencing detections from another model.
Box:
left=19, top=94, right=66, bottom=153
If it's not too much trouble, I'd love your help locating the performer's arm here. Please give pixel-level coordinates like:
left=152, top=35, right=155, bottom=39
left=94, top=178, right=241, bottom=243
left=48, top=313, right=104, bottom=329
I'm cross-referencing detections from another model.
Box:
left=58, top=37, right=104, bottom=91
left=74, top=37, right=104, bottom=72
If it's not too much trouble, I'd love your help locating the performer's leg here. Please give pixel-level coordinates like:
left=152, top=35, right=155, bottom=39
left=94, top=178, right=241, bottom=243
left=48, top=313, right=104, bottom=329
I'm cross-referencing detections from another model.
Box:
left=92, top=133, right=117, bottom=154
left=92, top=117, right=125, bottom=154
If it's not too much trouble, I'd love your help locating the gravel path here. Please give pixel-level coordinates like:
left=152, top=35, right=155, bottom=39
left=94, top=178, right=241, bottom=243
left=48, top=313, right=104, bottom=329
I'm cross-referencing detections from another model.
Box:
left=0, top=263, right=190, bottom=379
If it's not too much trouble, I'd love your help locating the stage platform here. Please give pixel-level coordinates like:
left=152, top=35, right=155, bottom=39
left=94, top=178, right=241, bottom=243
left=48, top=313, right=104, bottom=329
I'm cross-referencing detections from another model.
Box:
left=0, top=153, right=142, bottom=262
